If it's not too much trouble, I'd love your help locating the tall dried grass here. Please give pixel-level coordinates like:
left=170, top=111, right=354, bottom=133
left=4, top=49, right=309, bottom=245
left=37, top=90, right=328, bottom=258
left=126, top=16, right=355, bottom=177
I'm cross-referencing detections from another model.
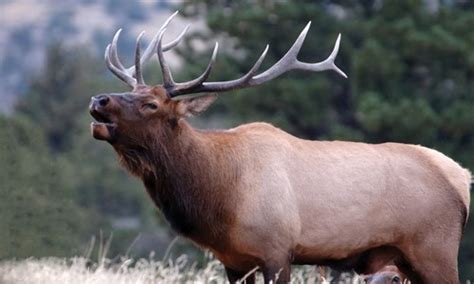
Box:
left=0, top=256, right=363, bottom=284
left=0, top=235, right=362, bottom=283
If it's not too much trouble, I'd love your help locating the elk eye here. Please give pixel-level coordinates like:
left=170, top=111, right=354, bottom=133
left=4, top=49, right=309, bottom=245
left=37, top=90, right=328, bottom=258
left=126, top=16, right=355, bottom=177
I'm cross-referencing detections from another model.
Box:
left=143, top=103, right=158, bottom=110
left=391, top=275, right=401, bottom=283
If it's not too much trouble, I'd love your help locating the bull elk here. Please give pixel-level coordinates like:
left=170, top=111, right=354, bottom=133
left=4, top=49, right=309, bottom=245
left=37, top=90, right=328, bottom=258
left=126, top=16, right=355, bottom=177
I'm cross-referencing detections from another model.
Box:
left=89, top=12, right=471, bottom=283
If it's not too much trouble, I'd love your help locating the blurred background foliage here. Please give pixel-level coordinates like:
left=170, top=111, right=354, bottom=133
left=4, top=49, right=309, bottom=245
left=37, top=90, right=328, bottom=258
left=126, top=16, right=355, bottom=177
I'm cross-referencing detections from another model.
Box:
left=1, top=0, right=473, bottom=280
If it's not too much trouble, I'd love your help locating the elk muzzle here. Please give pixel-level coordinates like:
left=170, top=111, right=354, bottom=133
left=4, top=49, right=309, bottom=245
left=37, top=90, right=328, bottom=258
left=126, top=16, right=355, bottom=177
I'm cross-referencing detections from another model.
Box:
left=90, top=94, right=116, bottom=141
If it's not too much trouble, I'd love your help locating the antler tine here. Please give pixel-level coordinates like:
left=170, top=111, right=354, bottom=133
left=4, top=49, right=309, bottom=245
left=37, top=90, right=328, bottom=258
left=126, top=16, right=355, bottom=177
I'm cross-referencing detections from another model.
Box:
left=135, top=31, right=146, bottom=85
left=234, top=44, right=269, bottom=84
left=250, top=21, right=311, bottom=84
left=293, top=33, right=347, bottom=78
left=105, top=44, right=137, bottom=87
left=132, top=24, right=188, bottom=78
left=105, top=11, right=186, bottom=87
left=163, top=24, right=190, bottom=51
left=253, top=21, right=347, bottom=83
left=126, top=11, right=185, bottom=77
left=168, top=44, right=269, bottom=97
left=111, top=29, right=126, bottom=70
left=157, top=28, right=175, bottom=88
left=172, top=42, right=219, bottom=94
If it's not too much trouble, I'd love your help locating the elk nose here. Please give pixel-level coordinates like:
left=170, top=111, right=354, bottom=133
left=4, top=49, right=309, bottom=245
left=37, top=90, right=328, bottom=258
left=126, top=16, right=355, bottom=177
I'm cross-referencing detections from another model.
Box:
left=93, top=95, right=110, bottom=107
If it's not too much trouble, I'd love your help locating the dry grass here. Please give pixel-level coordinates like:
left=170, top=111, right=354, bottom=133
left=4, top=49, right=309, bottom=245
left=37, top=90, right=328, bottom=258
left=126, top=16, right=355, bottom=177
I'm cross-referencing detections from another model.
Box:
left=0, top=235, right=363, bottom=283
left=0, top=254, right=363, bottom=284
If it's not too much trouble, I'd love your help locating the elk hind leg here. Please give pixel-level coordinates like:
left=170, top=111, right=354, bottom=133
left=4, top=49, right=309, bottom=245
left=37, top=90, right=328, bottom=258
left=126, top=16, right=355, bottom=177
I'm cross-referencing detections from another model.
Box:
left=400, top=236, right=461, bottom=284
left=262, top=258, right=291, bottom=284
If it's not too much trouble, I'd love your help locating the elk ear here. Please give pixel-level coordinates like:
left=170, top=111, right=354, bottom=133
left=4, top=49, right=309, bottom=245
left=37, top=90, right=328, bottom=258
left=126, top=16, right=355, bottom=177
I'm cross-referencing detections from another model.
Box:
left=177, top=94, right=218, bottom=117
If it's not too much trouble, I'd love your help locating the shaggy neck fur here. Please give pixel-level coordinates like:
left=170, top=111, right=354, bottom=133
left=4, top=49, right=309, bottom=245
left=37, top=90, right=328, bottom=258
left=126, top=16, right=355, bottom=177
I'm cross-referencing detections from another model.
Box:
left=113, top=119, right=240, bottom=248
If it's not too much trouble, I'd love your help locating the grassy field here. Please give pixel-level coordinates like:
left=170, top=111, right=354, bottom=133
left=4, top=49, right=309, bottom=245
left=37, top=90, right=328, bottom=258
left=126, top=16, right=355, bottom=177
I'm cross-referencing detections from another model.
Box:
left=1, top=236, right=471, bottom=283
left=0, top=235, right=364, bottom=283
left=0, top=254, right=362, bottom=284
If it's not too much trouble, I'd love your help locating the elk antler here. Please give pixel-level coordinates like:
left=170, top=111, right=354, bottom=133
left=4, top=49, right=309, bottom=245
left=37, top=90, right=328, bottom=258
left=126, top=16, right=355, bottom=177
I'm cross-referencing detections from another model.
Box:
left=105, top=11, right=190, bottom=87
left=157, top=21, right=347, bottom=98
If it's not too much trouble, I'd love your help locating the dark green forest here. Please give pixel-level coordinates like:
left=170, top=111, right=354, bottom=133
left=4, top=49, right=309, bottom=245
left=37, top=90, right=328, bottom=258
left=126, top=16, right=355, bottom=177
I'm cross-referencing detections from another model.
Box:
left=1, top=0, right=473, bottom=280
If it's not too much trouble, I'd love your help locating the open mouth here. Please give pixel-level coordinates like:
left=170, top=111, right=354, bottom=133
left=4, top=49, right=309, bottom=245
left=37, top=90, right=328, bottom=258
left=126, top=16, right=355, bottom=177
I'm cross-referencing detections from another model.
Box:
left=90, top=109, right=115, bottom=126
left=89, top=108, right=116, bottom=141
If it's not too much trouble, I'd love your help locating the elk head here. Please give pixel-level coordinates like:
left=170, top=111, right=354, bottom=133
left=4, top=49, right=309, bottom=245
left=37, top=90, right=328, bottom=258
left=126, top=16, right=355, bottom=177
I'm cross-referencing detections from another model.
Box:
left=90, top=11, right=347, bottom=147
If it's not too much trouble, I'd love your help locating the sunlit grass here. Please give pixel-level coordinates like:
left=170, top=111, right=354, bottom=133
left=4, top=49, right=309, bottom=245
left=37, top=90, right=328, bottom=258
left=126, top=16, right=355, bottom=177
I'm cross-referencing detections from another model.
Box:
left=0, top=234, right=362, bottom=283
left=0, top=255, right=363, bottom=284
left=1, top=235, right=470, bottom=283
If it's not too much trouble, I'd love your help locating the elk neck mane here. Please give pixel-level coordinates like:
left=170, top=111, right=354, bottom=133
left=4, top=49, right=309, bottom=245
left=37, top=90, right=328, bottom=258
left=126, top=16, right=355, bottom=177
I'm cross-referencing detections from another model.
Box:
left=112, top=119, right=241, bottom=246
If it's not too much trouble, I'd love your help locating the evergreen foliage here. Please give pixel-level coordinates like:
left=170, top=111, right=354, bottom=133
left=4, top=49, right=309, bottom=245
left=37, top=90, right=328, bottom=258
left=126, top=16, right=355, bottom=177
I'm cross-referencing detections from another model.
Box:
left=0, top=114, right=90, bottom=258
left=0, top=43, right=161, bottom=259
